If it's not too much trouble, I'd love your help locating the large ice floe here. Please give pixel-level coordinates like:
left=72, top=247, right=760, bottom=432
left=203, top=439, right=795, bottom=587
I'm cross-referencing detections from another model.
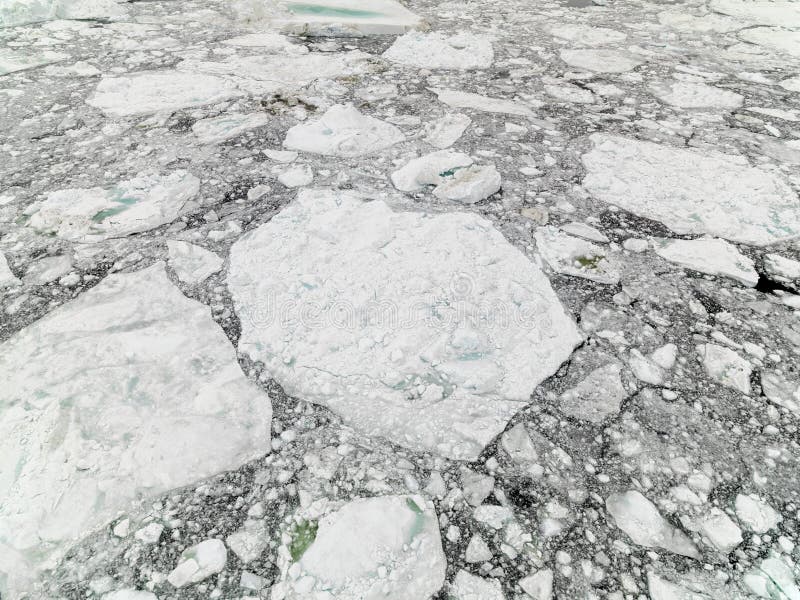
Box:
left=581, top=134, right=800, bottom=246
left=228, top=189, right=581, bottom=459
left=0, top=263, right=272, bottom=596
left=652, top=237, right=758, bottom=287
left=0, top=48, right=67, bottom=76
left=0, top=0, right=127, bottom=28
left=27, top=171, right=200, bottom=243
left=383, top=31, right=494, bottom=70
left=272, top=495, right=445, bottom=599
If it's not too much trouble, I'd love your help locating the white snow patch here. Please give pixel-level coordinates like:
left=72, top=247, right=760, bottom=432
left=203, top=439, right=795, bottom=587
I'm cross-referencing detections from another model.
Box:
left=653, top=237, right=758, bottom=287
left=383, top=31, right=494, bottom=70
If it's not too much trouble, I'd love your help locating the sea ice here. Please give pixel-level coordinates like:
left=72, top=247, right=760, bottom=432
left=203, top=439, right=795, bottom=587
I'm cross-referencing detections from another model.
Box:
left=383, top=31, right=494, bottom=70
left=649, top=81, right=743, bottom=109
left=582, top=134, right=800, bottom=246
left=545, top=83, right=595, bottom=104
left=431, top=88, right=536, bottom=117
left=743, top=554, right=800, bottom=599
left=739, top=27, right=800, bottom=58
left=559, top=362, right=626, bottom=423
left=191, top=113, right=270, bottom=145
left=710, top=0, right=800, bottom=27
left=658, top=10, right=741, bottom=33
left=696, top=509, right=742, bottom=553
left=272, top=495, right=445, bottom=599
left=0, top=48, right=67, bottom=76
left=519, top=569, right=554, bottom=600
left=0, top=0, right=127, bottom=28
left=647, top=573, right=713, bottom=600
left=391, top=150, right=474, bottom=192
left=761, top=372, right=800, bottom=416
left=167, top=539, right=228, bottom=588
left=549, top=24, right=626, bottom=46
left=222, top=32, right=309, bottom=54
left=534, top=226, right=620, bottom=285
left=450, top=570, right=505, bottom=600
left=735, top=494, right=782, bottom=533
left=423, top=113, right=471, bottom=148
left=22, top=254, right=73, bottom=285
left=283, top=104, right=405, bottom=157
left=696, top=343, right=752, bottom=394
left=781, top=75, right=800, bottom=92
left=228, top=189, right=581, bottom=459
left=559, top=49, right=642, bottom=73
left=167, top=241, right=224, bottom=285
left=606, top=490, right=700, bottom=558
left=0, top=264, right=271, bottom=597
left=432, top=164, right=502, bottom=204
left=0, top=252, right=20, bottom=287
left=28, top=171, right=200, bottom=243
left=653, top=237, right=758, bottom=287
left=465, top=534, right=492, bottom=563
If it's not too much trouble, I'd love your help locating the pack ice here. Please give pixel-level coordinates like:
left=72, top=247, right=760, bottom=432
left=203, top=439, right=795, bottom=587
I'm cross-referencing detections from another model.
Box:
left=582, top=134, right=800, bottom=246
left=0, top=0, right=127, bottom=28
left=272, top=495, right=445, bottom=599
left=0, top=263, right=272, bottom=596
left=383, top=31, right=494, bottom=70
left=228, top=189, right=582, bottom=459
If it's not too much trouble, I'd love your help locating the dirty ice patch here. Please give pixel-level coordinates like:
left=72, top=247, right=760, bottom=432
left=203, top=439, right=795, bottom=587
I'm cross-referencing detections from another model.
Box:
left=383, top=31, right=494, bottom=70
left=0, top=48, right=67, bottom=76
left=0, top=0, right=127, bottom=28
left=272, top=495, right=445, bottom=599
left=559, top=49, right=642, bottom=73
left=191, top=113, right=270, bottom=145
left=227, top=189, right=581, bottom=460
left=284, top=104, right=404, bottom=157
left=87, top=71, right=243, bottom=117
left=534, top=226, right=620, bottom=284
left=710, top=0, right=800, bottom=27
left=549, top=23, right=626, bottom=46
left=649, top=80, right=743, bottom=109
left=0, top=264, right=272, bottom=597
left=739, top=27, right=800, bottom=58
left=581, top=134, right=800, bottom=246
left=27, top=171, right=200, bottom=243
left=430, top=88, right=535, bottom=117
left=653, top=237, right=758, bottom=287
left=237, top=0, right=422, bottom=36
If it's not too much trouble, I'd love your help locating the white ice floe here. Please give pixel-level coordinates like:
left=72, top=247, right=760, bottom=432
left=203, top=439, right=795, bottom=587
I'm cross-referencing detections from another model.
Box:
left=167, top=240, right=223, bottom=285
left=696, top=509, right=742, bottom=553
left=191, top=113, right=270, bottom=145
left=545, top=83, right=595, bottom=104
left=238, top=0, right=422, bottom=36
left=383, top=31, right=494, bottom=70
left=559, top=362, right=626, bottom=423
left=284, top=104, right=405, bottom=157
left=0, top=252, right=20, bottom=287
left=761, top=372, right=800, bottom=416
left=739, top=27, right=800, bottom=58
left=22, top=254, right=73, bottom=285
left=465, top=534, right=493, bottom=563
left=582, top=134, right=800, bottom=246
left=228, top=189, right=581, bottom=459
left=0, top=0, right=127, bottom=28
left=696, top=343, right=752, bottom=394
left=653, top=237, right=758, bottom=287
left=658, top=10, right=741, bottom=33
left=432, top=164, right=501, bottom=204
left=519, top=569, right=554, bottom=600
left=227, top=520, right=269, bottom=563
left=430, top=88, right=536, bottom=117
left=649, top=81, right=743, bottom=109
left=710, top=0, right=800, bottom=27
left=273, top=495, right=445, bottom=599
left=735, top=494, right=782, bottom=533
left=606, top=490, right=700, bottom=558
left=278, top=165, right=314, bottom=188
left=0, top=264, right=271, bottom=597
left=534, top=226, right=620, bottom=285
left=781, top=75, right=800, bottom=92
left=647, top=573, right=713, bottom=600
left=167, top=539, right=228, bottom=588
left=28, top=171, right=200, bottom=243
left=549, top=23, right=626, bottom=46
left=102, top=589, right=157, bottom=600
left=222, top=32, right=309, bottom=54
left=391, top=150, right=473, bottom=192
left=743, top=554, right=800, bottom=599
left=87, top=71, right=243, bottom=117
left=0, top=48, right=67, bottom=76
left=560, top=222, right=608, bottom=243
left=423, top=113, right=471, bottom=148
left=450, top=570, right=505, bottom=600
left=559, top=49, right=642, bottom=73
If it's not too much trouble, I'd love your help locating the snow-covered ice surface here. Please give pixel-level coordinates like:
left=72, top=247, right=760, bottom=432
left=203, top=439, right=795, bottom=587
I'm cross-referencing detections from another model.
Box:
left=3, top=0, right=800, bottom=596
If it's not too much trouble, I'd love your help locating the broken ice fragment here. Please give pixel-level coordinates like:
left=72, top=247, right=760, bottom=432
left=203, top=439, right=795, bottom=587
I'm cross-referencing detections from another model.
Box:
left=0, top=252, right=20, bottom=287
left=743, top=554, right=800, bottom=599
left=653, top=237, right=758, bottom=287
left=519, top=569, right=554, bottom=600
left=559, top=362, right=626, bottom=423
left=431, top=88, right=536, bottom=117
left=696, top=508, right=742, bottom=553
left=391, top=150, right=473, bottom=192
left=167, top=240, right=223, bottom=285
left=450, top=570, right=505, bottom=600
left=560, top=49, right=642, bottom=73
left=0, top=0, right=127, bottom=28
left=167, top=539, right=228, bottom=588
left=432, top=164, right=502, bottom=204
left=710, top=0, right=800, bottom=26
left=738, top=28, right=800, bottom=58
left=191, top=112, right=270, bottom=145
left=606, top=490, right=700, bottom=558
left=0, top=48, right=67, bottom=76
left=423, top=113, right=471, bottom=148
left=0, top=264, right=271, bottom=597
left=765, top=253, right=800, bottom=286
left=697, top=343, right=752, bottom=394
left=735, top=494, right=782, bottom=533
left=228, top=189, right=581, bottom=459
left=549, top=23, right=626, bottom=45
left=383, top=31, right=494, bottom=70
left=278, top=165, right=314, bottom=188
left=650, top=81, right=743, bottom=109
left=534, top=226, right=620, bottom=284
left=283, top=104, right=405, bottom=157
left=22, top=254, right=73, bottom=285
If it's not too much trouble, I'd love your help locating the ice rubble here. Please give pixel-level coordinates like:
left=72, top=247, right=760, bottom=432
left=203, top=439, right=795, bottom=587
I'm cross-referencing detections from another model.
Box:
left=649, top=81, right=743, bottom=109
left=27, top=171, right=200, bottom=243
left=559, top=49, right=642, bottom=73
left=167, top=241, right=223, bottom=285
left=534, top=226, right=620, bottom=285
left=581, top=134, right=800, bottom=246
left=653, top=237, right=758, bottom=287
left=228, top=189, right=581, bottom=460
left=0, top=264, right=271, bottom=596
left=450, top=570, right=505, bottom=600
left=383, top=31, right=494, bottom=70
left=605, top=490, right=700, bottom=558
left=272, top=495, right=445, bottom=599
left=0, top=48, right=67, bottom=76
left=0, top=0, right=127, bottom=28
left=284, top=104, right=405, bottom=157
left=191, top=113, right=270, bottom=145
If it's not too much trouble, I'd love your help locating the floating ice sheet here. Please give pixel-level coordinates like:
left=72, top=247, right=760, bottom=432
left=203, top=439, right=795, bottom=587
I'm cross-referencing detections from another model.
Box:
left=228, top=189, right=581, bottom=459
left=383, top=31, right=494, bottom=70
left=653, top=237, right=758, bottom=287
left=0, top=264, right=271, bottom=596
left=710, top=0, right=800, bottom=27
left=0, top=48, right=67, bottom=76
left=0, top=0, right=127, bottom=28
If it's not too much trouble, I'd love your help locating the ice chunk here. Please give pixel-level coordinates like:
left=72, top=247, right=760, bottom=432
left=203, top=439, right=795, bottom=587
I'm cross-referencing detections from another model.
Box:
left=606, top=491, right=700, bottom=558
left=87, top=71, right=243, bottom=117
left=465, top=534, right=492, bottom=563
left=273, top=495, right=445, bottom=599
left=431, top=88, right=536, bottom=117
left=697, top=509, right=742, bottom=553
left=534, top=226, right=620, bottom=284
left=383, top=31, right=494, bottom=70
left=560, top=49, right=642, bottom=73
left=432, top=164, right=502, bottom=204
left=519, top=569, right=554, bottom=600
left=191, top=113, right=270, bottom=145
left=0, top=252, right=20, bottom=287
left=278, top=165, right=314, bottom=188
left=167, top=241, right=223, bottom=285
left=582, top=134, right=800, bottom=246
left=549, top=24, right=626, bottom=45
left=545, top=83, right=595, bottom=104
left=647, top=572, right=713, bottom=600
left=0, top=264, right=271, bottom=597
left=710, top=0, right=800, bottom=27
left=223, top=31, right=309, bottom=54
left=284, top=104, right=404, bottom=157
left=781, top=75, right=800, bottom=92
left=761, top=372, right=800, bottom=416
left=743, top=554, right=800, bottom=599
left=0, top=0, right=127, bottom=28
left=739, top=27, right=800, bottom=58
left=167, top=539, right=227, bottom=588
left=102, top=590, right=157, bottom=600
left=451, top=570, right=505, bottom=600
left=23, top=254, right=73, bottom=285
left=227, top=520, right=268, bottom=563
left=423, top=113, right=471, bottom=148
left=559, top=362, right=626, bottom=423
left=735, top=494, right=782, bottom=533
left=391, top=150, right=473, bottom=192
left=560, top=222, right=608, bottom=243
left=0, top=48, right=67, bottom=76
left=650, top=81, right=743, bottom=109
left=228, top=189, right=581, bottom=459
left=238, top=0, right=422, bottom=36
left=697, top=343, right=752, bottom=394
left=28, top=171, right=200, bottom=243
left=653, top=237, right=758, bottom=287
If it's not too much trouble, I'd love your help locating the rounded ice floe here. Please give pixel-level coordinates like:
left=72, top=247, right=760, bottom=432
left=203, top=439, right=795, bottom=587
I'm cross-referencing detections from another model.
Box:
left=739, top=27, right=800, bottom=58
left=781, top=75, right=800, bottom=92
left=0, top=263, right=271, bottom=597
left=283, top=104, right=405, bottom=157
left=432, top=164, right=502, bottom=204
left=549, top=23, right=626, bottom=46
left=710, top=0, right=800, bottom=27
left=581, top=134, right=800, bottom=246
left=649, top=80, right=743, bottom=109
left=559, top=48, right=642, bottom=73
left=383, top=31, right=494, bottom=70
left=227, top=189, right=581, bottom=459
left=273, top=495, right=445, bottom=599
left=87, top=70, right=243, bottom=117
left=28, top=171, right=200, bottom=243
